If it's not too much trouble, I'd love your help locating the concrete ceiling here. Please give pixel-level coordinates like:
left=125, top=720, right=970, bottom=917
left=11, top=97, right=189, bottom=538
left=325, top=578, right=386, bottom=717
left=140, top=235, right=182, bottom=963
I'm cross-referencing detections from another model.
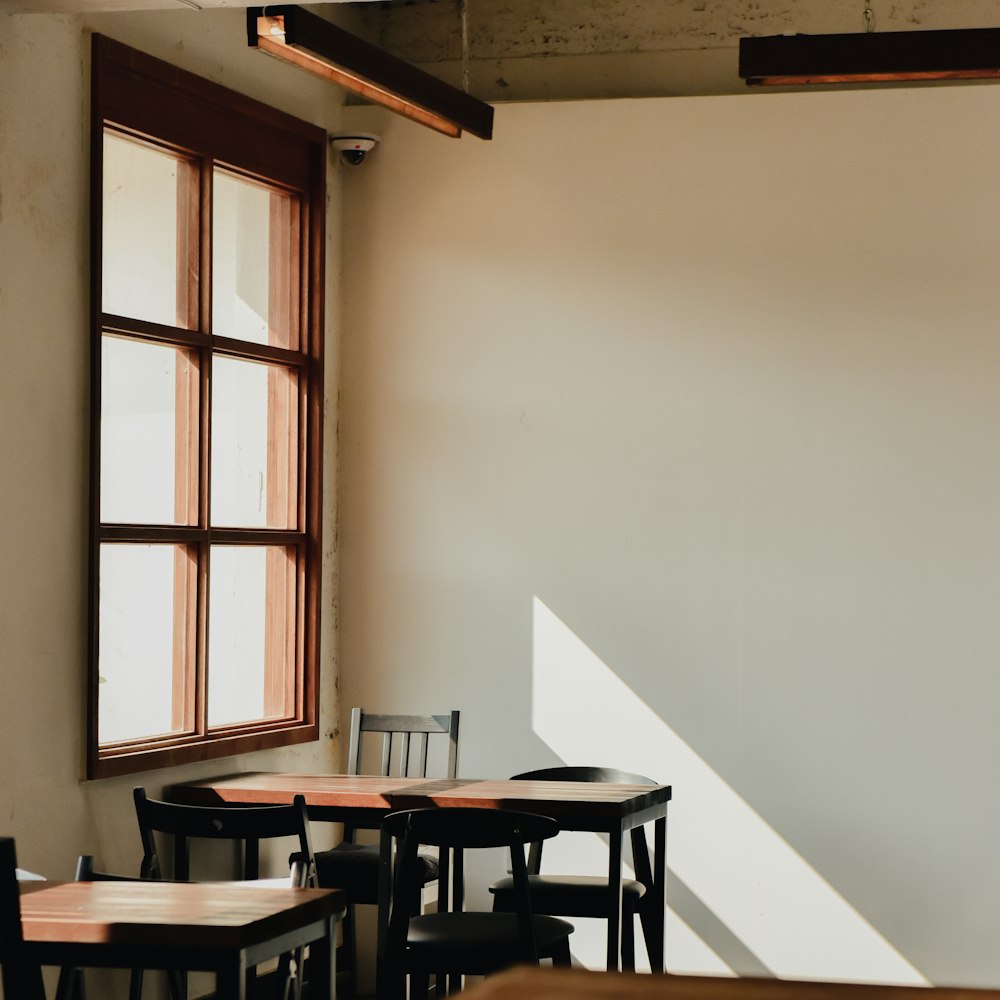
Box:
left=7, top=0, right=1000, bottom=101
left=1, top=0, right=370, bottom=10
left=347, top=0, right=1000, bottom=100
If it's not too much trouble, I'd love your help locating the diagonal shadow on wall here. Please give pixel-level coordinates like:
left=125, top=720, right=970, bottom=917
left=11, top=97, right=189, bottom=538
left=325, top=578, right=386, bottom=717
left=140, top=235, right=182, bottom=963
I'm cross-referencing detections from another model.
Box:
left=668, top=869, right=773, bottom=977
left=531, top=595, right=928, bottom=985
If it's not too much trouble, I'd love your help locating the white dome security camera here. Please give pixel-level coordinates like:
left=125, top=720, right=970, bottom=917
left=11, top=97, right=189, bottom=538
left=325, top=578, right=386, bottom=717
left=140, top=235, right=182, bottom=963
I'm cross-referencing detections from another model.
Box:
left=330, top=133, right=380, bottom=166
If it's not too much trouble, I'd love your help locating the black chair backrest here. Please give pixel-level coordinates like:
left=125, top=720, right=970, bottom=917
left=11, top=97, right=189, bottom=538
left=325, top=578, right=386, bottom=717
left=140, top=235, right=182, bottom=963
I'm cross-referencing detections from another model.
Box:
left=510, top=766, right=658, bottom=877
left=384, top=807, right=558, bottom=850
left=348, top=707, right=460, bottom=779
left=76, top=854, right=143, bottom=882
left=73, top=855, right=192, bottom=885
left=58, top=855, right=185, bottom=1000
left=511, top=766, right=656, bottom=786
left=0, top=837, right=46, bottom=1000
left=383, top=808, right=561, bottom=964
left=133, top=787, right=316, bottom=884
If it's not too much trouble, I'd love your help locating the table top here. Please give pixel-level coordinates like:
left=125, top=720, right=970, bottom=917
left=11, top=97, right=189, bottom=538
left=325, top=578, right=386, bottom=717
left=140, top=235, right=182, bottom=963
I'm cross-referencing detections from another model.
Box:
left=460, top=969, right=1000, bottom=1000
left=19, top=880, right=346, bottom=950
left=170, top=772, right=672, bottom=823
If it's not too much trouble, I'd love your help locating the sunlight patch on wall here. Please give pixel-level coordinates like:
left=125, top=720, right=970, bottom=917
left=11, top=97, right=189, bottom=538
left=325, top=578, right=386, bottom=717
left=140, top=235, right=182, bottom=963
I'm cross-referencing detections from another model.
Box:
left=531, top=596, right=926, bottom=985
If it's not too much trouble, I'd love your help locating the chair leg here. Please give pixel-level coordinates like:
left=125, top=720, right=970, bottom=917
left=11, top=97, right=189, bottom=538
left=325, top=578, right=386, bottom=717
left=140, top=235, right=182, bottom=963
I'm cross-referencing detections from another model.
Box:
left=340, top=902, right=358, bottom=998
left=621, top=911, right=636, bottom=972
left=277, top=950, right=302, bottom=1000
left=551, top=940, right=572, bottom=967
left=410, top=970, right=431, bottom=999
left=55, top=967, right=83, bottom=1000
left=165, top=968, right=186, bottom=1000
left=127, top=969, right=142, bottom=1000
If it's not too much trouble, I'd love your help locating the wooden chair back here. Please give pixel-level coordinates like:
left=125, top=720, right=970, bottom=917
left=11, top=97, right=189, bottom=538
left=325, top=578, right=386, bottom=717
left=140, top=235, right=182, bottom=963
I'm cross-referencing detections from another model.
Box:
left=316, top=709, right=460, bottom=996
left=347, top=707, right=460, bottom=779
left=0, top=837, right=46, bottom=1000
left=133, top=787, right=317, bottom=885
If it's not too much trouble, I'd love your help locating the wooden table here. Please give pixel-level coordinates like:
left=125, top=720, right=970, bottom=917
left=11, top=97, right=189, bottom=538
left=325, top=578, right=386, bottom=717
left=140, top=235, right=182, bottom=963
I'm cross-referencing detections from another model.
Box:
left=170, top=773, right=672, bottom=989
left=19, top=879, right=346, bottom=1000
left=460, top=968, right=1000, bottom=1000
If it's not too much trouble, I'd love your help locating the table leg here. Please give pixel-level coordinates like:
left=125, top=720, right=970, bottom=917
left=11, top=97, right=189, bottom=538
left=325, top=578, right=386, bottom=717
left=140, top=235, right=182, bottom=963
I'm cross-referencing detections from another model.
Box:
left=216, top=956, right=247, bottom=1000
left=606, top=826, right=624, bottom=972
left=54, top=966, right=81, bottom=1000
left=308, top=917, right=337, bottom=1000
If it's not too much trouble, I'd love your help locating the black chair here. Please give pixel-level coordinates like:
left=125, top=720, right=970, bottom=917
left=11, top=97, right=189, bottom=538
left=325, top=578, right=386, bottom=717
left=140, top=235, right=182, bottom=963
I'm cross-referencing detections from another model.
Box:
left=384, top=808, right=573, bottom=998
left=0, top=837, right=46, bottom=1000
left=135, top=787, right=317, bottom=885
left=313, top=707, right=460, bottom=996
left=134, top=788, right=318, bottom=998
left=488, top=766, right=660, bottom=971
left=54, top=856, right=186, bottom=1000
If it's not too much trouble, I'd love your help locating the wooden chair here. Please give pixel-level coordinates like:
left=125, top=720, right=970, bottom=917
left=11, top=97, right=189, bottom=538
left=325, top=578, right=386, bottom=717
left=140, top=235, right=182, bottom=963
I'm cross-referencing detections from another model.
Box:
left=133, top=788, right=318, bottom=999
left=488, top=766, right=660, bottom=971
left=313, top=707, right=460, bottom=996
left=0, top=836, right=46, bottom=1000
left=383, top=807, right=573, bottom=999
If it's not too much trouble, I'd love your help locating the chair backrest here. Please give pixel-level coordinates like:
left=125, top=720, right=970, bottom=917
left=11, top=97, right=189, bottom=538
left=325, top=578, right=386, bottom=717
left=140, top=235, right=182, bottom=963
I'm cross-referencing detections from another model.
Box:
left=511, top=766, right=656, bottom=786
left=76, top=855, right=142, bottom=882
left=73, top=855, right=196, bottom=885
left=347, top=707, right=460, bottom=779
left=510, top=766, right=658, bottom=879
left=384, top=807, right=559, bottom=851
left=383, top=808, right=561, bottom=964
left=133, top=787, right=317, bottom=885
left=0, top=837, right=46, bottom=1000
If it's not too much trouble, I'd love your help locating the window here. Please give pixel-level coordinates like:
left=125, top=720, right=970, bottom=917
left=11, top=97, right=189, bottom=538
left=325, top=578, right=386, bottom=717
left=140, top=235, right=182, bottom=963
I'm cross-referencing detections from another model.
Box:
left=88, top=36, right=325, bottom=778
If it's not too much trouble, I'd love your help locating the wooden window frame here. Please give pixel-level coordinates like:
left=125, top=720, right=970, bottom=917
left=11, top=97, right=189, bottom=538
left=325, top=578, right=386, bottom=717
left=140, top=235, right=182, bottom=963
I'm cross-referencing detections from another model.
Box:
left=88, top=35, right=325, bottom=779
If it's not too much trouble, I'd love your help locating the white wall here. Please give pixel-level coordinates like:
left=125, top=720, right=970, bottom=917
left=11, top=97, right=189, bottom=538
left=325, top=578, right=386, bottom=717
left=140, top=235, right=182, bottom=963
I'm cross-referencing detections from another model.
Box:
left=7, top=8, right=1000, bottom=990
left=338, top=88, right=1000, bottom=986
left=0, top=10, right=344, bottom=980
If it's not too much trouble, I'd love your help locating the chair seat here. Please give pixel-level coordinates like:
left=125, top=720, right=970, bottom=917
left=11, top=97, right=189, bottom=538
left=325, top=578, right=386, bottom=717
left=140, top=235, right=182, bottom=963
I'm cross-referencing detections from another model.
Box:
left=234, top=875, right=296, bottom=889
left=405, top=912, right=574, bottom=972
left=314, top=842, right=440, bottom=903
left=490, top=874, right=645, bottom=918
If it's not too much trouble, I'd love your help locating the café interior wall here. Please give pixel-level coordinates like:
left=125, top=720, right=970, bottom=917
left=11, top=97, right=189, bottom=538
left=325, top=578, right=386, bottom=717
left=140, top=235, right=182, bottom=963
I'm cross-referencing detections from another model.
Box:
left=0, top=8, right=344, bottom=909
left=337, top=90, right=1000, bottom=985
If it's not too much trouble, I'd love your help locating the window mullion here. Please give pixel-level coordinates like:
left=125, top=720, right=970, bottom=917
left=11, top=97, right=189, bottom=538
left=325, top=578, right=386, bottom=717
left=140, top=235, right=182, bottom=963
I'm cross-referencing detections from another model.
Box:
left=195, top=155, right=214, bottom=739
left=171, top=545, right=198, bottom=734
left=176, top=155, right=201, bottom=332
left=168, top=150, right=204, bottom=739
left=264, top=195, right=297, bottom=716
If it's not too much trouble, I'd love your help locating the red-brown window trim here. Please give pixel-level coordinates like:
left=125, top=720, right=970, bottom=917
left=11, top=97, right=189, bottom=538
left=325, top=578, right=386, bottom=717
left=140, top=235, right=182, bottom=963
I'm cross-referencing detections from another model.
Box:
left=88, top=35, right=325, bottom=780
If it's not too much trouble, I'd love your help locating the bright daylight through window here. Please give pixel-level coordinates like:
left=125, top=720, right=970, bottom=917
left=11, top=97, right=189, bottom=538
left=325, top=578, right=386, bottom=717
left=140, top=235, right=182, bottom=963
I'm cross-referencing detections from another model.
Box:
left=89, top=36, right=325, bottom=778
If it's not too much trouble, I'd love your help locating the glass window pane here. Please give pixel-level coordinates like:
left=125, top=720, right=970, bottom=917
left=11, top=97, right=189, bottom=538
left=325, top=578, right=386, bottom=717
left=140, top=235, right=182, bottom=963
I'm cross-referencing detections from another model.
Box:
left=212, top=171, right=299, bottom=349
left=208, top=546, right=296, bottom=728
left=99, top=544, right=192, bottom=744
left=211, top=356, right=298, bottom=529
left=103, top=132, right=195, bottom=328
left=101, top=337, right=198, bottom=525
